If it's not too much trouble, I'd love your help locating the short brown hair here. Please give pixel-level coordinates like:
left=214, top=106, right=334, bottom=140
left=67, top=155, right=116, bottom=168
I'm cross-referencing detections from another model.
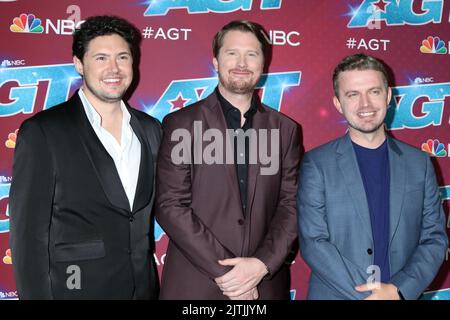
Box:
left=333, top=53, right=389, bottom=97
left=72, top=15, right=141, bottom=62
left=212, top=20, right=270, bottom=60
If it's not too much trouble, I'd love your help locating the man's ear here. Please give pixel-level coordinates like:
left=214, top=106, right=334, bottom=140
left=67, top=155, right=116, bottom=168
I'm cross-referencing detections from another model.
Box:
left=73, top=56, right=84, bottom=76
left=333, top=95, right=343, bottom=114
left=386, top=87, right=392, bottom=105
left=212, top=57, right=218, bottom=72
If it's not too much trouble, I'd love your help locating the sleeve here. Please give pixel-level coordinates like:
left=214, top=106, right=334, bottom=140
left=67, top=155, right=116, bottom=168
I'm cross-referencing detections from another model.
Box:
left=9, top=119, right=55, bottom=299
left=253, top=123, right=301, bottom=278
left=155, top=115, right=235, bottom=279
left=390, top=156, right=448, bottom=300
left=297, top=153, right=369, bottom=300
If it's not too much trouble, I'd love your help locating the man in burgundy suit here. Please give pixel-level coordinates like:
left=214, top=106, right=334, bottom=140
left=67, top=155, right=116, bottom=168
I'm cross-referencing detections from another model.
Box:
left=156, top=20, right=301, bottom=300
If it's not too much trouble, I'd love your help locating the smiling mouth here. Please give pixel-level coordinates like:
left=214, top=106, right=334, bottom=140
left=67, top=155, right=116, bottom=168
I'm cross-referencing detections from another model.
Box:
left=230, top=70, right=252, bottom=76
left=358, top=111, right=376, bottom=118
left=102, top=78, right=122, bottom=86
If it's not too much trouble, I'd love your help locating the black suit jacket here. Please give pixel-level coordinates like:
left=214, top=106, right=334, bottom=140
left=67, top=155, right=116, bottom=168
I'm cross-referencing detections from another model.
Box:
left=9, top=92, right=161, bottom=299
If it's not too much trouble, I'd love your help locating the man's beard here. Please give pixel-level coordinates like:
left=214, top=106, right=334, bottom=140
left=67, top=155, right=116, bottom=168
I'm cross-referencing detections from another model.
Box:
left=84, top=78, right=126, bottom=103
left=218, top=72, right=257, bottom=94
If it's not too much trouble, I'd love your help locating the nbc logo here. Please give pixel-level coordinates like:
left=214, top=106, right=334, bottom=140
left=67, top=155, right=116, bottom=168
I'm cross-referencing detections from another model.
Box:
left=420, top=36, right=447, bottom=55
left=10, top=13, right=43, bottom=33
left=5, top=129, right=18, bottom=149
left=421, top=139, right=447, bottom=157
left=3, top=249, right=12, bottom=265
left=9, top=13, right=84, bottom=35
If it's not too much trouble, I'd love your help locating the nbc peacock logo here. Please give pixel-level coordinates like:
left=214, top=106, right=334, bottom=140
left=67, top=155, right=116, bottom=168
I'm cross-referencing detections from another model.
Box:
left=3, top=249, right=12, bottom=265
left=420, top=36, right=447, bottom=54
left=10, top=13, right=44, bottom=33
left=5, top=129, right=18, bottom=149
left=421, top=139, right=447, bottom=157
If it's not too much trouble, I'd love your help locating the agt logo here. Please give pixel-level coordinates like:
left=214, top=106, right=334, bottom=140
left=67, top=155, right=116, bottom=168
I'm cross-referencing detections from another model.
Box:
left=348, top=0, right=446, bottom=28
left=0, top=64, right=81, bottom=117
left=421, top=139, right=447, bottom=157
left=143, top=0, right=282, bottom=16
left=10, top=13, right=84, bottom=35
left=385, top=82, right=450, bottom=130
left=0, top=64, right=300, bottom=120
left=420, top=36, right=448, bottom=54
left=146, top=71, right=301, bottom=121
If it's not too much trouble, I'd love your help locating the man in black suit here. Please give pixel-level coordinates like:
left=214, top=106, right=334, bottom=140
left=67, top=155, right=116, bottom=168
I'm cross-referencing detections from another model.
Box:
left=9, top=15, right=161, bottom=299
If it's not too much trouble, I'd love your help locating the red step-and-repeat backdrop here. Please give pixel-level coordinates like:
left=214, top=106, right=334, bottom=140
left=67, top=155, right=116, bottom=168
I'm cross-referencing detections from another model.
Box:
left=0, top=0, right=449, bottom=300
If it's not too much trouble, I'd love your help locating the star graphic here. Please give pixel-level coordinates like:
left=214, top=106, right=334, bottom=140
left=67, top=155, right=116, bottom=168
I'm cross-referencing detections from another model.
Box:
left=169, top=94, right=188, bottom=112
left=373, top=0, right=389, bottom=12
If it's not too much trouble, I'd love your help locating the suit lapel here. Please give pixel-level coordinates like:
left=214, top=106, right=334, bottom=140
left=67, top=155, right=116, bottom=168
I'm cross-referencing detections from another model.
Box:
left=387, top=137, right=405, bottom=245
left=67, top=92, right=130, bottom=213
left=336, top=134, right=373, bottom=240
left=129, top=109, right=153, bottom=214
left=202, top=93, right=242, bottom=216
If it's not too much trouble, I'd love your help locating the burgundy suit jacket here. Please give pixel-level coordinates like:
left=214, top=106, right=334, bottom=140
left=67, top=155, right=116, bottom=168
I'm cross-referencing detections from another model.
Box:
left=156, top=91, right=301, bottom=299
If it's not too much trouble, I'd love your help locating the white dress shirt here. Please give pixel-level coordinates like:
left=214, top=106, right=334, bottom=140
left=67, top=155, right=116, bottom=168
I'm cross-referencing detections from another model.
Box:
left=78, top=89, right=141, bottom=210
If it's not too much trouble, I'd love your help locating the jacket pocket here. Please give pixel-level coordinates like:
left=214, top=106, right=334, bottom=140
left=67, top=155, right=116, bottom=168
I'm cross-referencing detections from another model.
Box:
left=53, top=240, right=105, bottom=262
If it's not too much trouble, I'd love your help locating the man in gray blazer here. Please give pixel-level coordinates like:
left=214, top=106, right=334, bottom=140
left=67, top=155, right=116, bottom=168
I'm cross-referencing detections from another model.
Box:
left=297, top=53, right=448, bottom=300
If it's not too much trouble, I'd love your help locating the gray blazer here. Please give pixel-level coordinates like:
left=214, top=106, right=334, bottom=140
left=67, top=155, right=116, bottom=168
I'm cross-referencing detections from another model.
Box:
left=297, top=134, right=448, bottom=300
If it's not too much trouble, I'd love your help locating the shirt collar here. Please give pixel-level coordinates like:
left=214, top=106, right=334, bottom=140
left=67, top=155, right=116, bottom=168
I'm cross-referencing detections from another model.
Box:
left=78, top=88, right=131, bottom=128
left=352, top=138, right=388, bottom=152
left=215, top=86, right=258, bottom=119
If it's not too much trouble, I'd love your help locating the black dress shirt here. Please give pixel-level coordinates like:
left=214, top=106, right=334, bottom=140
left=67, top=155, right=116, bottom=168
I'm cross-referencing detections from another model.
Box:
left=216, top=87, right=257, bottom=217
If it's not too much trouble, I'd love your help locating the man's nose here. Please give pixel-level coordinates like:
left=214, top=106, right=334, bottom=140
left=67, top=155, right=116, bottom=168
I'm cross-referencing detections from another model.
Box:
left=237, top=55, right=247, bottom=68
left=360, top=93, right=370, bottom=107
left=109, top=58, right=119, bottom=72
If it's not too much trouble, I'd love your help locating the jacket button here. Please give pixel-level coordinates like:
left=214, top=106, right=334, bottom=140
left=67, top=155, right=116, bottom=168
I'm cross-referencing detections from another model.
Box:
left=367, top=248, right=373, bottom=255
left=129, top=216, right=134, bottom=222
left=238, top=219, right=244, bottom=225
